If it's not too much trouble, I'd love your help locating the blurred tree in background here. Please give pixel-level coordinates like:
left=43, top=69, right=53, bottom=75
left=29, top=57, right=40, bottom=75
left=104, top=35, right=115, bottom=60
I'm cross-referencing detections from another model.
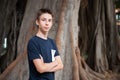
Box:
left=0, top=0, right=120, bottom=80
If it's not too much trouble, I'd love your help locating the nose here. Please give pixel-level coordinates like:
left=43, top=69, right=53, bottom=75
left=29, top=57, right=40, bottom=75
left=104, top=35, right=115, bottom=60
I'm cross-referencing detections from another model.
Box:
left=45, top=20, right=49, bottom=26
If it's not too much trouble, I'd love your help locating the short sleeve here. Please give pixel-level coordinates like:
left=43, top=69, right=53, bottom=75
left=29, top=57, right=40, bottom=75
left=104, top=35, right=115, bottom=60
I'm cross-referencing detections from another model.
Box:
left=27, top=39, right=41, bottom=61
left=52, top=40, right=59, bottom=57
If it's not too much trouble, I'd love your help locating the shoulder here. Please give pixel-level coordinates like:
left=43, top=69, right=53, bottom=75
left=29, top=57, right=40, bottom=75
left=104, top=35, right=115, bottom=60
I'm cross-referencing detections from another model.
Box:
left=48, top=38, right=55, bottom=43
left=48, top=37, right=53, bottom=41
left=27, top=36, right=37, bottom=46
left=28, top=36, right=39, bottom=42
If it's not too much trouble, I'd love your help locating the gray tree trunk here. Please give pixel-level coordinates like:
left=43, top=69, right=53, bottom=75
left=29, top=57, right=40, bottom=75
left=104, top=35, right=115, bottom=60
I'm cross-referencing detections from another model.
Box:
left=0, top=0, right=120, bottom=80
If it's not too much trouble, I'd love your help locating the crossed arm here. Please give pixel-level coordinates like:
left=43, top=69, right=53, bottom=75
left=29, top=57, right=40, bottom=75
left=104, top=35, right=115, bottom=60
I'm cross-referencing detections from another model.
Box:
left=33, top=56, right=64, bottom=73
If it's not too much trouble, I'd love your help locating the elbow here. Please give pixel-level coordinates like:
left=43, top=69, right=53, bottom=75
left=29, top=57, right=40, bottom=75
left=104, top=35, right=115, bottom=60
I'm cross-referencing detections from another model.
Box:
left=60, top=64, right=64, bottom=70
left=38, top=70, right=44, bottom=73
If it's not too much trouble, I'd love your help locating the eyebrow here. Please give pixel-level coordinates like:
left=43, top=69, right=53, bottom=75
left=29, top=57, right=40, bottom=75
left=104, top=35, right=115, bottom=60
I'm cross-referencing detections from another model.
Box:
left=40, top=17, right=53, bottom=20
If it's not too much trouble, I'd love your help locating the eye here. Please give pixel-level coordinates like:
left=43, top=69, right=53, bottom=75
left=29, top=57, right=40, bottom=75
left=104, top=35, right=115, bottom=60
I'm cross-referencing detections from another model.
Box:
left=48, top=19, right=52, bottom=22
left=41, top=18, right=46, bottom=21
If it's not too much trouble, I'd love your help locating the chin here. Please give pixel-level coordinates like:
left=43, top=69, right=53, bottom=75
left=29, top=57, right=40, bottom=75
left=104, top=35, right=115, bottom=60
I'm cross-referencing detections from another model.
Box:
left=44, top=29, right=50, bottom=32
left=43, top=30, right=49, bottom=33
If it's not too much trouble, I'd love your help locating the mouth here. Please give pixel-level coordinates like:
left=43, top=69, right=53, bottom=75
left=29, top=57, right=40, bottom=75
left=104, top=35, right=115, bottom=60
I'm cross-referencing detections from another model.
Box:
left=44, top=27, right=50, bottom=30
left=44, top=27, right=49, bottom=29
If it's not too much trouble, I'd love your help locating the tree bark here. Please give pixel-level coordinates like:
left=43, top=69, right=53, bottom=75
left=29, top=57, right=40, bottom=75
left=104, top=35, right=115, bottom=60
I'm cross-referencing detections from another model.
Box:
left=0, top=0, right=120, bottom=80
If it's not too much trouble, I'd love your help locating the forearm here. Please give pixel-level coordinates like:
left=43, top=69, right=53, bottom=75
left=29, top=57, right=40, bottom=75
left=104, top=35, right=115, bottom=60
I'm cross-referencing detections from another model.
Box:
left=33, top=56, right=63, bottom=73
left=49, top=56, right=64, bottom=72
left=39, top=60, right=63, bottom=73
left=43, top=61, right=58, bottom=72
left=37, top=60, right=59, bottom=73
left=49, top=63, right=63, bottom=72
left=33, top=59, right=58, bottom=73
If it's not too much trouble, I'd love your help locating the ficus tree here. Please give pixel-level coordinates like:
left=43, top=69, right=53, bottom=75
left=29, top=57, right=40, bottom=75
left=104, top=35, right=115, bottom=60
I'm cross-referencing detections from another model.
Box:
left=0, top=0, right=120, bottom=80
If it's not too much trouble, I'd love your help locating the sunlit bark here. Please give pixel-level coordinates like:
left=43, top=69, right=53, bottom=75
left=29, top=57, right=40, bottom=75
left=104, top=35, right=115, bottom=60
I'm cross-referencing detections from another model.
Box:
left=0, top=0, right=120, bottom=80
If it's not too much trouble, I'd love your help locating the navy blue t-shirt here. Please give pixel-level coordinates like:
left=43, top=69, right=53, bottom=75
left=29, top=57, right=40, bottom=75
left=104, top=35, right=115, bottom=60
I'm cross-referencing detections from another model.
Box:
left=27, top=36, right=59, bottom=80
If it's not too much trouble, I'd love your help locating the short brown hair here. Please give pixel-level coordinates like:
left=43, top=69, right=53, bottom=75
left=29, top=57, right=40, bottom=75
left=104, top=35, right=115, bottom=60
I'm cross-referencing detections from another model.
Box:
left=36, top=8, right=54, bottom=20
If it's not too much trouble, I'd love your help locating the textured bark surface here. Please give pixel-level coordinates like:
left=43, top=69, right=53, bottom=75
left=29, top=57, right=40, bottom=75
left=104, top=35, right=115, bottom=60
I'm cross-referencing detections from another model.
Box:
left=0, top=0, right=120, bottom=80
left=0, top=0, right=19, bottom=74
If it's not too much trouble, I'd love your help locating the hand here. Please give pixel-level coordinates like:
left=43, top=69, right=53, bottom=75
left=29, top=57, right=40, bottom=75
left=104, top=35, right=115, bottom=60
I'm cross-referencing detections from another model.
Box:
left=53, top=59, right=58, bottom=66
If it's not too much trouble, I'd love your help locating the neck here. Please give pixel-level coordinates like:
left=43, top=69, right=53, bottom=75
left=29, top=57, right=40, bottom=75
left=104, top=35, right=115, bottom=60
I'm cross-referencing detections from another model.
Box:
left=36, top=31, right=48, bottom=39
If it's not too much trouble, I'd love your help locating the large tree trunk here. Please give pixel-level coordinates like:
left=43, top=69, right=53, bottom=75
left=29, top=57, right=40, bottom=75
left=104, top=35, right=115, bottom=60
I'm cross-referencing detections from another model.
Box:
left=79, top=0, right=120, bottom=79
left=0, top=0, right=120, bottom=80
left=0, top=0, right=19, bottom=74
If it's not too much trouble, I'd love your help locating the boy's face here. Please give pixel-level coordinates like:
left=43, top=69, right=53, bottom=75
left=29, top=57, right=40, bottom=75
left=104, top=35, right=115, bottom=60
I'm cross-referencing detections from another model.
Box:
left=36, top=13, right=53, bottom=33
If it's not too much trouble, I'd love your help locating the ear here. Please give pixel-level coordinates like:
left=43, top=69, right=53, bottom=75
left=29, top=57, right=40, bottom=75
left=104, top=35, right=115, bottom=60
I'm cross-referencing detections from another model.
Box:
left=36, top=20, right=39, bottom=26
